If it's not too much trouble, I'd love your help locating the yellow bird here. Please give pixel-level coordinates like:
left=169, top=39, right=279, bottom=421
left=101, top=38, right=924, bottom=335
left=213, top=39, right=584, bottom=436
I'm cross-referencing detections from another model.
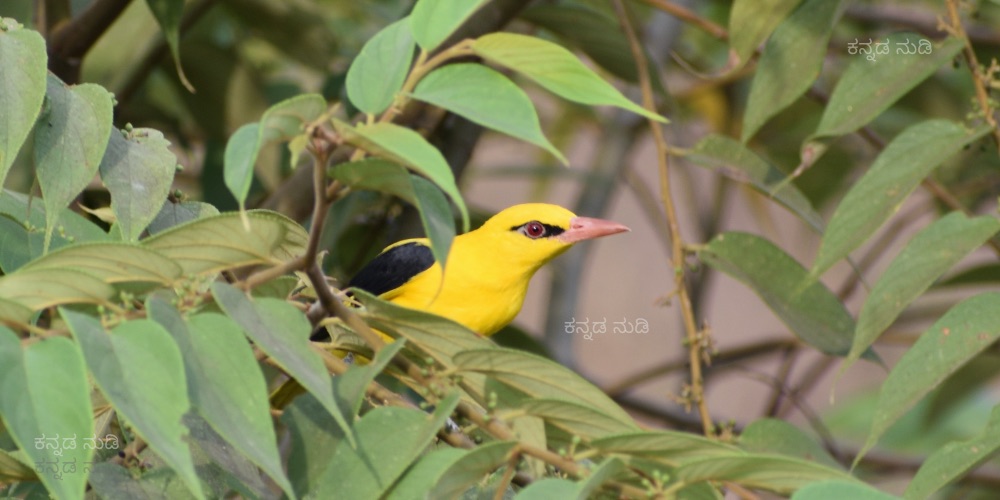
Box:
left=343, top=203, right=630, bottom=336
left=272, top=204, right=628, bottom=408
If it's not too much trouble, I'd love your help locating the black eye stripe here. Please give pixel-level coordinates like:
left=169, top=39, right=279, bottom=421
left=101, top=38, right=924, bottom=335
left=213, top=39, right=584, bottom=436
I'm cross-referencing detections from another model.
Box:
left=509, top=222, right=566, bottom=237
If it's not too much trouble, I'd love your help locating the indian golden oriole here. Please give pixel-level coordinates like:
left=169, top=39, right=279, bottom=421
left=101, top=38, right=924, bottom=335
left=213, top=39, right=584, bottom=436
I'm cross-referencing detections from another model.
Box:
left=273, top=204, right=628, bottom=407
left=340, top=203, right=630, bottom=336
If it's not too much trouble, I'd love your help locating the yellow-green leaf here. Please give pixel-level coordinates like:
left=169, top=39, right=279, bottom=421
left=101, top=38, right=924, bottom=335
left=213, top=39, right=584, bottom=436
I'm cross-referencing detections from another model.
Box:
left=472, top=33, right=665, bottom=122
left=142, top=210, right=307, bottom=275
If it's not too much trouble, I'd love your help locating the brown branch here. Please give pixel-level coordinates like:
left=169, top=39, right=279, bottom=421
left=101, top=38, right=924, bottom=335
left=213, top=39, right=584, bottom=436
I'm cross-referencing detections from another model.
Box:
left=764, top=344, right=800, bottom=417
left=845, top=4, right=1000, bottom=47
left=47, top=0, right=133, bottom=83
left=613, top=0, right=713, bottom=437
left=604, top=338, right=798, bottom=397
left=636, top=0, right=727, bottom=40
left=733, top=367, right=844, bottom=464
left=775, top=355, right=836, bottom=419
left=944, top=0, right=1000, bottom=153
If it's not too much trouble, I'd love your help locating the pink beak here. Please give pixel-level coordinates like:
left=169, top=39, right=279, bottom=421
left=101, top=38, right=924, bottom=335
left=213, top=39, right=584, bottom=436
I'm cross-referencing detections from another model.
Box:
left=557, top=216, right=630, bottom=244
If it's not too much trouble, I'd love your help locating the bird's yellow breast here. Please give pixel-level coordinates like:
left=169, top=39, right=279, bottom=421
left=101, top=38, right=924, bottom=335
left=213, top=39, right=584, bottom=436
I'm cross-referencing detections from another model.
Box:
left=385, top=235, right=540, bottom=335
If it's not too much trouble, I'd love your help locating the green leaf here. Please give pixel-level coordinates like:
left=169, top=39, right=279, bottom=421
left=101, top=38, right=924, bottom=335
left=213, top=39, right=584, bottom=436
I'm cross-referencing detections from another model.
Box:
left=471, top=33, right=665, bottom=122
left=938, top=263, right=1000, bottom=287
left=906, top=404, right=1000, bottom=499
left=223, top=122, right=259, bottom=211
left=0, top=268, right=114, bottom=310
left=146, top=300, right=294, bottom=499
left=349, top=289, right=494, bottom=400
left=225, top=94, right=326, bottom=211
left=384, top=447, right=469, bottom=500
left=728, top=0, right=802, bottom=66
left=699, top=232, right=855, bottom=356
left=0, top=19, right=46, bottom=186
left=741, top=0, right=842, bottom=142
left=519, top=398, right=638, bottom=438
left=210, top=282, right=354, bottom=445
left=453, top=347, right=636, bottom=425
left=589, top=431, right=742, bottom=464
left=147, top=200, right=220, bottom=235
left=858, top=293, right=1000, bottom=463
left=0, top=189, right=110, bottom=268
left=346, top=17, right=415, bottom=115
left=20, top=242, right=182, bottom=285
left=812, top=120, right=991, bottom=276
left=0, top=329, right=93, bottom=500
left=333, top=121, right=469, bottom=231
left=674, top=454, right=858, bottom=495
left=0, top=297, right=32, bottom=324
left=142, top=210, right=307, bottom=275
left=516, top=478, right=580, bottom=499
left=34, top=75, right=114, bottom=251
left=430, top=441, right=518, bottom=499
left=846, top=213, right=1000, bottom=367
left=0, top=189, right=108, bottom=242
left=62, top=310, right=205, bottom=499
left=260, top=93, right=326, bottom=144
left=813, top=35, right=964, bottom=139
left=182, top=412, right=274, bottom=499
left=578, top=457, right=628, bottom=498
left=520, top=4, right=639, bottom=83
left=330, top=159, right=455, bottom=267
left=0, top=448, right=36, bottom=482
left=410, top=175, right=456, bottom=267
left=740, top=419, right=840, bottom=469
left=311, top=393, right=461, bottom=499
left=793, top=480, right=900, bottom=500
left=0, top=213, right=80, bottom=274
left=219, top=0, right=337, bottom=70
left=145, top=0, right=191, bottom=91
left=87, top=461, right=192, bottom=500
left=282, top=393, right=350, bottom=498
left=410, top=0, right=489, bottom=51
left=411, top=63, right=566, bottom=164
left=331, top=340, right=407, bottom=423
left=685, top=134, right=823, bottom=231
left=99, top=128, right=178, bottom=241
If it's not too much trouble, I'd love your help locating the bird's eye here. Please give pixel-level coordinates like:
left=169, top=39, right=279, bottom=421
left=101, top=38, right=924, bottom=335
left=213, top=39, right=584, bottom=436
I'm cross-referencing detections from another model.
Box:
left=522, top=221, right=546, bottom=239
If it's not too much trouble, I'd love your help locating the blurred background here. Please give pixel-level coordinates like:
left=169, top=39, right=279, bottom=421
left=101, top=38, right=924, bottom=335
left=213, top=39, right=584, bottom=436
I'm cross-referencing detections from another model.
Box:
left=6, top=0, right=1000, bottom=491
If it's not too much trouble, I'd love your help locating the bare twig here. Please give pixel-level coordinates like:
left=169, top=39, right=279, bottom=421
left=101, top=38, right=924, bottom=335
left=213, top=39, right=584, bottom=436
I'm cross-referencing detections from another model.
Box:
left=635, top=0, right=728, bottom=40
left=604, top=338, right=798, bottom=397
left=613, top=0, right=713, bottom=436
left=734, top=367, right=843, bottom=464
left=47, top=0, right=133, bottom=82
left=764, top=344, right=800, bottom=417
left=845, top=4, right=1000, bottom=47
left=944, top=0, right=1000, bottom=150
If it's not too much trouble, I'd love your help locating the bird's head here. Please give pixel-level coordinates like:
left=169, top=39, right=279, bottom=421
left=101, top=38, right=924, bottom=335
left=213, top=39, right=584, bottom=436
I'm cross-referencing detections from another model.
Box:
left=474, top=203, right=630, bottom=272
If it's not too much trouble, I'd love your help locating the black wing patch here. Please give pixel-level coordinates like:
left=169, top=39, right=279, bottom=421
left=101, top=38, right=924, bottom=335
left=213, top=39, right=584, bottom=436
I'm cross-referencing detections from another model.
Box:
left=348, top=241, right=435, bottom=297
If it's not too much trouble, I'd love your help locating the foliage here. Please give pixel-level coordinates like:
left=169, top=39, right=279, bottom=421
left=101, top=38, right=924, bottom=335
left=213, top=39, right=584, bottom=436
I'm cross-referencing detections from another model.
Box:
left=1, top=0, right=1000, bottom=498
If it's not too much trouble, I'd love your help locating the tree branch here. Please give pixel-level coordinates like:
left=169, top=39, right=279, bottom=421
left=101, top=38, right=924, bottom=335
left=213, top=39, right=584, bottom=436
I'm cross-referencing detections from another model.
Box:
left=48, top=0, right=133, bottom=83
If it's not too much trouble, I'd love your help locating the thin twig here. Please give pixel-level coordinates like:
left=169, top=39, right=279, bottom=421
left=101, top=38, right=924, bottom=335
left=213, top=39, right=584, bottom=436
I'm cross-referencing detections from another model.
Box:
left=734, top=367, right=843, bottom=464
left=604, top=338, right=798, bottom=397
left=944, top=0, right=1000, bottom=152
left=635, top=0, right=727, bottom=40
left=613, top=0, right=713, bottom=436
left=764, top=344, right=800, bottom=417
left=775, top=356, right=836, bottom=419
left=47, top=0, right=132, bottom=82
